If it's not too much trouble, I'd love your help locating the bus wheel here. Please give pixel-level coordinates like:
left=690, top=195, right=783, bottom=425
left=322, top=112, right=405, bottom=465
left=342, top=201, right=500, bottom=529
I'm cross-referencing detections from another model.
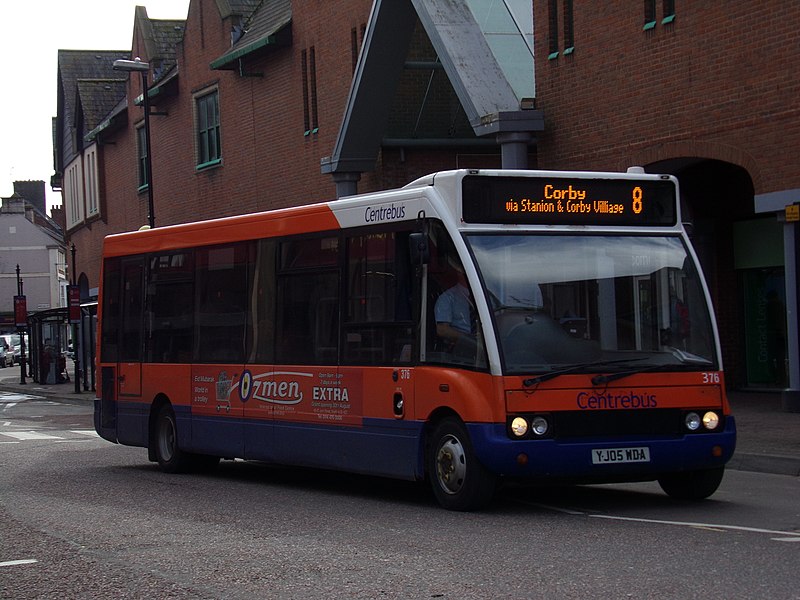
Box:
left=658, top=466, right=725, bottom=500
left=154, top=404, right=191, bottom=473
left=428, top=418, right=496, bottom=511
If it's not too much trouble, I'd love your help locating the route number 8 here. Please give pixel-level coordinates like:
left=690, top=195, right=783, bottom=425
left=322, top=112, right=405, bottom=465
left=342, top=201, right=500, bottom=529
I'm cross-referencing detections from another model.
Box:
left=632, top=186, right=643, bottom=214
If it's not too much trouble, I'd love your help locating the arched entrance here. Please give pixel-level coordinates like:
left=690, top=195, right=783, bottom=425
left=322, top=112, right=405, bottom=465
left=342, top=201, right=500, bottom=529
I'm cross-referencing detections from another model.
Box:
left=648, top=158, right=787, bottom=389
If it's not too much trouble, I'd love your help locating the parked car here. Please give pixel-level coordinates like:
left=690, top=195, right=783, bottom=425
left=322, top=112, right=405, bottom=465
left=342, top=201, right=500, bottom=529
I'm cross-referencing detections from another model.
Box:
left=0, top=342, right=9, bottom=368
left=0, top=334, right=23, bottom=367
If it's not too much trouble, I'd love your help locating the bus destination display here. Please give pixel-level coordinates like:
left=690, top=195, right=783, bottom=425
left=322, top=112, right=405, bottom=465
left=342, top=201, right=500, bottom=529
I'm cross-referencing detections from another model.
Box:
left=462, top=175, right=677, bottom=226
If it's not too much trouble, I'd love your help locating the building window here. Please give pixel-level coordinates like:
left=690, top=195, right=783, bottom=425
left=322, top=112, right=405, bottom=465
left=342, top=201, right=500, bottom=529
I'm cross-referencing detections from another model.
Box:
left=547, top=0, right=559, bottom=59
left=85, top=146, right=99, bottom=217
left=662, top=0, right=675, bottom=24
left=562, top=0, right=574, bottom=54
left=136, top=125, right=148, bottom=189
left=65, top=158, right=84, bottom=229
left=302, top=47, right=319, bottom=135
left=196, top=90, right=221, bottom=168
left=351, top=24, right=367, bottom=73
left=644, top=0, right=656, bottom=30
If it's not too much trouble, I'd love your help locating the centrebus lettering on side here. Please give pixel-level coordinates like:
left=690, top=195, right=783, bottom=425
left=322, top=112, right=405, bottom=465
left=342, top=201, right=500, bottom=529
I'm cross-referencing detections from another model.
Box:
left=94, top=169, right=735, bottom=511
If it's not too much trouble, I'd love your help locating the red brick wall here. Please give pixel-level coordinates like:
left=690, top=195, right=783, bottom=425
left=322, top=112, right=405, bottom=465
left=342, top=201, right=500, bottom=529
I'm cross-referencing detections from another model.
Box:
left=533, top=1, right=800, bottom=195
left=71, top=0, right=505, bottom=290
left=533, top=1, right=800, bottom=387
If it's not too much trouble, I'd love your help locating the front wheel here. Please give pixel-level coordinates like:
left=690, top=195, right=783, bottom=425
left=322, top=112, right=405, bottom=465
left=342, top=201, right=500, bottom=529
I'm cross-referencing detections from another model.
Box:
left=658, top=466, right=725, bottom=500
left=428, top=418, right=496, bottom=511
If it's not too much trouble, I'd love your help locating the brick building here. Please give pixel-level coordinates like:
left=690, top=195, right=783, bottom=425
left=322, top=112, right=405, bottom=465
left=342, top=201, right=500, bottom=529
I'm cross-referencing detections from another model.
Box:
left=53, top=1, right=797, bottom=399
left=532, top=1, right=799, bottom=401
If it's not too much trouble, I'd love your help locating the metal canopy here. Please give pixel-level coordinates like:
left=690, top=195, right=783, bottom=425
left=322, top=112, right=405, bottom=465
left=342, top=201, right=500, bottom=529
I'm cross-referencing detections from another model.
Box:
left=322, top=0, right=543, bottom=186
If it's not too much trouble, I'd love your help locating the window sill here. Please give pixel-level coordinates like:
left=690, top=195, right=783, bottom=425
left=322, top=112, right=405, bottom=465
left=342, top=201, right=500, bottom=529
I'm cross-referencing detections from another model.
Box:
left=196, top=158, right=222, bottom=171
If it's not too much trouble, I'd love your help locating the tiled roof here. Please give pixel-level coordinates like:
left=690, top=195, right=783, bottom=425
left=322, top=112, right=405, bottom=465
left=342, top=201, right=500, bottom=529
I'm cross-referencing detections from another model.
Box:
left=215, top=0, right=263, bottom=19
left=149, top=19, right=186, bottom=82
left=57, top=51, right=129, bottom=159
left=76, top=79, right=128, bottom=131
left=211, top=0, right=291, bottom=70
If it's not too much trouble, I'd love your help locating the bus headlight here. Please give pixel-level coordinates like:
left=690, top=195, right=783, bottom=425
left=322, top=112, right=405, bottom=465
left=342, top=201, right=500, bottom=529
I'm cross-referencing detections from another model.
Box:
left=685, top=412, right=701, bottom=431
left=702, top=411, right=720, bottom=430
left=531, top=416, right=549, bottom=436
left=510, top=417, right=529, bottom=437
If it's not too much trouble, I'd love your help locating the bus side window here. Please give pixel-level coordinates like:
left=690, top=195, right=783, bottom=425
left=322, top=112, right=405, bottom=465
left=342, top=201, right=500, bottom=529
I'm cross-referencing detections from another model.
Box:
left=146, top=251, right=194, bottom=364
left=194, top=243, right=249, bottom=364
left=276, top=236, right=340, bottom=365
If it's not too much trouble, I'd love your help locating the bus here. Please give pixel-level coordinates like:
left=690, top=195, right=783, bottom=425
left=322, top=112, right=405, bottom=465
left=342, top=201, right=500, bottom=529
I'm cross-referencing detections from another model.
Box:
left=95, top=169, right=736, bottom=511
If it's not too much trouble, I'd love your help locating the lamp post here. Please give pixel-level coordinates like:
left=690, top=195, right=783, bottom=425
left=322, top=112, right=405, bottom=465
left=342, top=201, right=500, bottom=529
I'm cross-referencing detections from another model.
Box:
left=15, top=264, right=26, bottom=385
left=113, top=57, right=155, bottom=228
left=70, top=243, right=81, bottom=393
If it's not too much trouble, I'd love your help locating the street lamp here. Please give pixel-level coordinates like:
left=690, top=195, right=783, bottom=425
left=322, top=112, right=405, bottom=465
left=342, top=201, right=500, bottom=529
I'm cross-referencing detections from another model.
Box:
left=113, top=57, right=155, bottom=228
left=15, top=264, right=26, bottom=385
left=70, top=243, right=80, bottom=393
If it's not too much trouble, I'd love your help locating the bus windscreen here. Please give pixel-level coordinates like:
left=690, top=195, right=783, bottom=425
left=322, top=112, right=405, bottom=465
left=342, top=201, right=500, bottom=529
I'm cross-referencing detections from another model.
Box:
left=461, top=175, right=677, bottom=226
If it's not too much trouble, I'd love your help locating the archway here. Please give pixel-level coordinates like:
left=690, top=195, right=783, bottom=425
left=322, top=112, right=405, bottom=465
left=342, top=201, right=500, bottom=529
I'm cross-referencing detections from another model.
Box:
left=647, top=158, right=786, bottom=389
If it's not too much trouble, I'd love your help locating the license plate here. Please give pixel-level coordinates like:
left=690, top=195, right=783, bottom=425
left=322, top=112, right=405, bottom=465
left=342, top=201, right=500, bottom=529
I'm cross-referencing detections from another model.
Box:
left=592, top=447, right=650, bottom=464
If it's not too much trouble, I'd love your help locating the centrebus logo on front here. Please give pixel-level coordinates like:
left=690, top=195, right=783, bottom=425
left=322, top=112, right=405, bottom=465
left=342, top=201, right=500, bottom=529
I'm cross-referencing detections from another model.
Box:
left=576, top=390, right=658, bottom=410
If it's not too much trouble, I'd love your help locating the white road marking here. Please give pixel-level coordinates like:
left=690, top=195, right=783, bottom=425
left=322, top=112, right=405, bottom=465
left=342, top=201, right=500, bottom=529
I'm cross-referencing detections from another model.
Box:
left=0, top=559, right=38, bottom=567
left=0, top=393, right=45, bottom=402
left=517, top=499, right=800, bottom=541
left=71, top=430, right=99, bottom=437
left=0, top=431, right=64, bottom=441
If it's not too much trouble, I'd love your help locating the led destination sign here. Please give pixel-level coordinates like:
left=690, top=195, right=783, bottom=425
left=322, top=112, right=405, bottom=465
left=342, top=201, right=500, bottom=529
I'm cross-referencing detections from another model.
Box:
left=462, top=175, right=677, bottom=226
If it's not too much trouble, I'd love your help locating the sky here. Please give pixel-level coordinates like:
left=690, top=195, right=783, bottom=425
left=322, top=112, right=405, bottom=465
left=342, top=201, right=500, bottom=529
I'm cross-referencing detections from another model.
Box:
left=0, top=0, right=190, bottom=212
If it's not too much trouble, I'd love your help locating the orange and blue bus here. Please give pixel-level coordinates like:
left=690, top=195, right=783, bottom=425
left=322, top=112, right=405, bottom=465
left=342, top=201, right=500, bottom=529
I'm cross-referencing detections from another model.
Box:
left=95, top=169, right=736, bottom=510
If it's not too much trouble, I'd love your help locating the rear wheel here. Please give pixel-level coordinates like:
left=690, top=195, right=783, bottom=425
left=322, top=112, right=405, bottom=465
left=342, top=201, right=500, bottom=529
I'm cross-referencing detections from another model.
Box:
left=154, top=404, right=192, bottom=473
left=658, top=467, right=725, bottom=500
left=428, top=418, right=496, bottom=511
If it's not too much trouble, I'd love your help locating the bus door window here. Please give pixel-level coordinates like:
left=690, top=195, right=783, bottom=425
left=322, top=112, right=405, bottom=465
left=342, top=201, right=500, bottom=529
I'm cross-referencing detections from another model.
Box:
left=118, top=256, right=145, bottom=397
left=344, top=229, right=415, bottom=365
left=100, top=257, right=122, bottom=363
left=424, top=222, right=486, bottom=369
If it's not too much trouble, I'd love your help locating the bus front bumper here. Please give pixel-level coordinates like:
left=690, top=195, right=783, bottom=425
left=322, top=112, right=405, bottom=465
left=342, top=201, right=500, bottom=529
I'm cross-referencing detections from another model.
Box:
left=467, top=417, right=736, bottom=480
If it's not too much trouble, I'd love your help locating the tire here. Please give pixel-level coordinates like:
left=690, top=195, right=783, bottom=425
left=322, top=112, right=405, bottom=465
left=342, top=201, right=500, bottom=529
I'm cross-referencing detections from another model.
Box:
left=154, top=404, right=192, bottom=473
left=658, top=466, right=725, bottom=500
left=428, top=417, right=497, bottom=511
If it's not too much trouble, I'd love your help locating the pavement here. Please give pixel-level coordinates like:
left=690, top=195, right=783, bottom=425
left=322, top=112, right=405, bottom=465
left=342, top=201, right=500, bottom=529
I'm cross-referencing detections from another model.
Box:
left=1, top=370, right=798, bottom=477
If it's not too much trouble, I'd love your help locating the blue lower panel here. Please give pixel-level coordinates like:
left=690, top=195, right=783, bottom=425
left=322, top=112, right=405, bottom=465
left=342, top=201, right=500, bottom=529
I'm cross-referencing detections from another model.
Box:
left=116, top=401, right=149, bottom=447
left=268, top=418, right=425, bottom=481
left=468, top=416, right=737, bottom=480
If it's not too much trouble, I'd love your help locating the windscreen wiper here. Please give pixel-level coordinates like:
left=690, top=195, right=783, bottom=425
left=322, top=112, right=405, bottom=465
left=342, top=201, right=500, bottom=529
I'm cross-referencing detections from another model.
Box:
left=590, top=362, right=703, bottom=386
left=523, top=358, right=648, bottom=387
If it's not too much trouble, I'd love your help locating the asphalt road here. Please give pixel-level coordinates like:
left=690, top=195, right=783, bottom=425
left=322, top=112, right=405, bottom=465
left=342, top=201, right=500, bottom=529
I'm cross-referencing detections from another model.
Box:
left=1, top=394, right=799, bottom=599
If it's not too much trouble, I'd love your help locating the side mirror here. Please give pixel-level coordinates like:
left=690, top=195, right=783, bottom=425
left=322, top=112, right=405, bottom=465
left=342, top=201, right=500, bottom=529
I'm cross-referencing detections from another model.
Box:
left=409, top=232, right=430, bottom=265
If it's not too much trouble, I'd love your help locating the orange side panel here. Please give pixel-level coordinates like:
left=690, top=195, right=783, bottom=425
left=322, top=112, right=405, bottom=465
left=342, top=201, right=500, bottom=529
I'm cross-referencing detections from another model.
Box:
left=413, top=368, right=501, bottom=423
